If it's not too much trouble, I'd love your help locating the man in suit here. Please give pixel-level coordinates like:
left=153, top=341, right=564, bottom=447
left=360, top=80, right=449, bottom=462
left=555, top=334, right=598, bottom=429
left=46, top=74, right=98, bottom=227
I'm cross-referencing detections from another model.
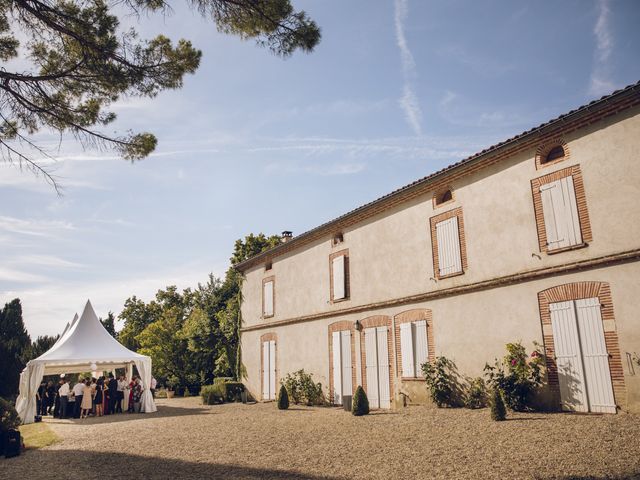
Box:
left=108, top=373, right=118, bottom=414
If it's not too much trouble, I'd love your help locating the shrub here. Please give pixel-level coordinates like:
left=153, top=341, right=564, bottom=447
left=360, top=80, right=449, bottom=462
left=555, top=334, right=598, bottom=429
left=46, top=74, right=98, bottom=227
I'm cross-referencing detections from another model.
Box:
left=464, top=377, right=487, bottom=409
left=224, top=382, right=245, bottom=402
left=200, top=384, right=226, bottom=405
left=277, top=385, right=289, bottom=410
left=0, top=397, right=21, bottom=431
left=351, top=386, right=369, bottom=416
left=490, top=388, right=506, bottom=421
left=422, top=356, right=463, bottom=408
left=282, top=370, right=324, bottom=406
left=484, top=341, right=545, bottom=411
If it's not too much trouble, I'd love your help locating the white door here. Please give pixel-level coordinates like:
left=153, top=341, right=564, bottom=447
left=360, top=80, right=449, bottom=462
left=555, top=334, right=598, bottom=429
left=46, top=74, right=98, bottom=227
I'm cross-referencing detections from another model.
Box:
left=332, top=331, right=342, bottom=405
left=332, top=330, right=353, bottom=406
left=550, top=299, right=616, bottom=413
left=364, top=326, right=391, bottom=409
left=262, top=340, right=276, bottom=401
left=340, top=330, right=353, bottom=400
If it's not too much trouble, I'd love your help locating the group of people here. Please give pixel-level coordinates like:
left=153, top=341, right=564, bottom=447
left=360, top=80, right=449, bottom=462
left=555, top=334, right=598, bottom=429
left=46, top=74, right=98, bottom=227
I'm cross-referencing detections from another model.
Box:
left=36, top=373, right=154, bottom=420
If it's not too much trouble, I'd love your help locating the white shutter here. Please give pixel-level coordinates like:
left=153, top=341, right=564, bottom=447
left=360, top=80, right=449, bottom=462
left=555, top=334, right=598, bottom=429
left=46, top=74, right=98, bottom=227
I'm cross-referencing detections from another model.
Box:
left=332, top=256, right=346, bottom=300
left=262, top=341, right=270, bottom=400
left=550, top=301, right=588, bottom=412
left=436, top=217, right=462, bottom=276
left=540, top=177, right=582, bottom=251
left=400, top=322, right=415, bottom=377
left=341, top=330, right=352, bottom=397
left=263, top=281, right=274, bottom=316
left=376, top=326, right=391, bottom=409
left=575, top=298, right=616, bottom=413
left=364, top=327, right=379, bottom=409
left=413, top=320, right=428, bottom=376
left=332, top=332, right=342, bottom=405
left=560, top=176, right=583, bottom=246
left=269, top=340, right=276, bottom=400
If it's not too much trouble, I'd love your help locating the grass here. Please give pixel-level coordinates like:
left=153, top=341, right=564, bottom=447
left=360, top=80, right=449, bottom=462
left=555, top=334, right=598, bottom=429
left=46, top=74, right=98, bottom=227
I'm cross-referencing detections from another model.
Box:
left=19, top=422, right=60, bottom=449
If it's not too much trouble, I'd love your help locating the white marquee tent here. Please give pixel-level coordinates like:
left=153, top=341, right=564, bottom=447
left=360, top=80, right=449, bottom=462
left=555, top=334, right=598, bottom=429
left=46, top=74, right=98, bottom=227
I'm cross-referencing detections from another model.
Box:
left=15, top=300, right=157, bottom=424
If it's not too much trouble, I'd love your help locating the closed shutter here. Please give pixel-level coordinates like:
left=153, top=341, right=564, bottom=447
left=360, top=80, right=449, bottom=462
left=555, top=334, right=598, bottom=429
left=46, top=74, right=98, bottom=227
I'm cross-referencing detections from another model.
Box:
left=575, top=298, right=616, bottom=413
left=341, top=330, right=352, bottom=397
left=364, top=327, right=379, bottom=409
left=332, top=332, right=342, bottom=405
left=269, top=340, right=276, bottom=400
left=400, top=322, right=415, bottom=377
left=540, top=176, right=582, bottom=251
left=413, top=320, right=428, bottom=375
left=550, top=301, right=588, bottom=412
left=262, top=341, right=270, bottom=400
left=376, top=326, right=391, bottom=409
left=332, top=255, right=346, bottom=300
left=436, top=216, right=462, bottom=276
left=263, top=281, right=274, bottom=316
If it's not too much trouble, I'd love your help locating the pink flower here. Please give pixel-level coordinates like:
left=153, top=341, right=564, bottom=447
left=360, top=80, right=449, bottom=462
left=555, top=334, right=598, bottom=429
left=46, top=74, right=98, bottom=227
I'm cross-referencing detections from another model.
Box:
left=511, top=359, right=517, bottom=366
left=531, top=351, right=538, bottom=358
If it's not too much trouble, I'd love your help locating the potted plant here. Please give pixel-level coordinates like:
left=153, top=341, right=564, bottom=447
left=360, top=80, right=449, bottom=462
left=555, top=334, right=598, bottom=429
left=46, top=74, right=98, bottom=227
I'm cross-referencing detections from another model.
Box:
left=165, top=382, right=175, bottom=399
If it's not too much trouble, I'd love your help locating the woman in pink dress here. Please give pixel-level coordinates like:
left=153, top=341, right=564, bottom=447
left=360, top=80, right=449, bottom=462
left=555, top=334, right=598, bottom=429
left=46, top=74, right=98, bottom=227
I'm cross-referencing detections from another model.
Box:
left=80, top=379, right=93, bottom=419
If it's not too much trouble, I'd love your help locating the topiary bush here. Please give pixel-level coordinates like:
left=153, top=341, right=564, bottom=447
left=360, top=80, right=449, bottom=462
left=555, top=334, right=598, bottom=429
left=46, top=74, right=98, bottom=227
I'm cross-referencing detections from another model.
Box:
left=0, top=397, right=21, bottom=431
left=422, top=356, right=464, bottom=407
left=200, top=384, right=226, bottom=405
left=351, top=386, right=369, bottom=416
left=277, top=385, right=289, bottom=410
left=490, top=388, right=506, bottom=421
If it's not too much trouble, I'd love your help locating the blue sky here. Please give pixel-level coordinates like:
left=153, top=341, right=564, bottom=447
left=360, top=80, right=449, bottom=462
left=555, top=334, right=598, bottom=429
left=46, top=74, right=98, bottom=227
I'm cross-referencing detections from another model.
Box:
left=2, top=0, right=639, bottom=338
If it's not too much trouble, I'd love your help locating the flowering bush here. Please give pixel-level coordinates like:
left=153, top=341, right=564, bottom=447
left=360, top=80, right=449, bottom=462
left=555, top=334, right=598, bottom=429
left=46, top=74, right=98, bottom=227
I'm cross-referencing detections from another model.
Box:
left=281, top=370, right=324, bottom=406
left=484, top=341, right=545, bottom=411
left=422, top=356, right=464, bottom=408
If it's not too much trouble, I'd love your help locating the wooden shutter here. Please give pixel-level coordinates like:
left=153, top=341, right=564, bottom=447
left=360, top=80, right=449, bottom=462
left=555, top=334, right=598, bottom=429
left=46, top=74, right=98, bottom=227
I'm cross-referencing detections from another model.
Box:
left=341, top=330, right=352, bottom=397
left=268, top=340, right=276, bottom=400
left=332, top=332, right=342, bottom=405
left=413, top=320, right=428, bottom=375
left=364, top=327, right=379, bottom=409
left=376, top=326, right=391, bottom=409
left=540, top=176, right=582, bottom=251
left=550, top=301, right=588, bottom=412
left=262, top=341, right=270, bottom=400
left=400, top=322, right=415, bottom=377
left=263, top=281, right=274, bottom=316
left=436, top=216, right=462, bottom=276
left=332, top=255, right=346, bottom=300
left=575, top=298, right=616, bottom=413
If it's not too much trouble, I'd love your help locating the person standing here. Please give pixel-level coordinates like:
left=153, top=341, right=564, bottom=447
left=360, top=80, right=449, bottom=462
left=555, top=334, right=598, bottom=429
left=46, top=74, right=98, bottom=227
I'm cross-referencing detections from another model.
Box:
left=80, top=379, right=93, bottom=419
left=73, top=377, right=85, bottom=419
left=37, top=382, right=47, bottom=416
left=46, top=381, right=56, bottom=415
left=132, top=378, right=142, bottom=413
left=94, top=378, right=104, bottom=417
left=150, top=376, right=157, bottom=398
left=116, top=376, right=126, bottom=413
left=108, top=374, right=118, bottom=415
left=58, top=378, right=70, bottom=419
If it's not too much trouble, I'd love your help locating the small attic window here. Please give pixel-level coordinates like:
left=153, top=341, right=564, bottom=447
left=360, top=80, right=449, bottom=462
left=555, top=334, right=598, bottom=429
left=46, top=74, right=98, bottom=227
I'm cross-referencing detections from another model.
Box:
left=544, top=146, right=565, bottom=164
left=332, top=232, right=344, bottom=246
left=434, top=189, right=453, bottom=207
left=265, top=261, right=272, bottom=271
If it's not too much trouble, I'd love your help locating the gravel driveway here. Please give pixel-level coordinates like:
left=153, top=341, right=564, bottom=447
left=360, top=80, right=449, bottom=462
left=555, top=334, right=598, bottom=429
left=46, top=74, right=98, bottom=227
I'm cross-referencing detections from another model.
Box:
left=3, top=397, right=640, bottom=479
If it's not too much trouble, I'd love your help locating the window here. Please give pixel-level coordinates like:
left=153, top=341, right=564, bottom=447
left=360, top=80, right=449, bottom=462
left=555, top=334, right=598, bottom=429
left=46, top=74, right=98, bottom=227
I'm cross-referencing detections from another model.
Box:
left=265, top=261, right=272, bottom=271
left=330, top=250, right=349, bottom=302
left=531, top=165, right=592, bottom=253
left=535, top=139, right=570, bottom=169
left=332, top=232, right=344, bottom=246
left=544, top=146, right=565, bottom=164
left=433, top=188, right=454, bottom=208
left=262, top=277, right=274, bottom=317
left=429, top=207, right=467, bottom=279
left=399, top=320, right=428, bottom=378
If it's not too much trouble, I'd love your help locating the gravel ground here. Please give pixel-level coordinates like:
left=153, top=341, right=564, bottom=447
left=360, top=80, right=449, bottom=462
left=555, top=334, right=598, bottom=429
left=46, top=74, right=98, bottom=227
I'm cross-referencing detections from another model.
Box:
left=3, top=397, right=640, bottom=479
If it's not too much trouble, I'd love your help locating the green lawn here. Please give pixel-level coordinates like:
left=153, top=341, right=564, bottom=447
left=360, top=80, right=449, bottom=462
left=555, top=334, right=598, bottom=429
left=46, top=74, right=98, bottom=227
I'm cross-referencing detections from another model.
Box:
left=19, top=422, right=60, bottom=449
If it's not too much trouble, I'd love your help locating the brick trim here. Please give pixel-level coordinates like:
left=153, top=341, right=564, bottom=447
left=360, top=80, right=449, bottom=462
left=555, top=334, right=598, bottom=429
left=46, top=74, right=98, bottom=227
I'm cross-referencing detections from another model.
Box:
left=394, top=309, right=434, bottom=380
left=359, top=315, right=394, bottom=406
left=262, top=276, right=275, bottom=319
left=429, top=207, right=468, bottom=280
left=535, top=137, right=571, bottom=170
left=531, top=164, right=593, bottom=253
left=329, top=248, right=350, bottom=303
left=259, top=332, right=277, bottom=401
left=432, top=187, right=455, bottom=209
left=327, top=320, right=357, bottom=404
left=537, top=281, right=625, bottom=411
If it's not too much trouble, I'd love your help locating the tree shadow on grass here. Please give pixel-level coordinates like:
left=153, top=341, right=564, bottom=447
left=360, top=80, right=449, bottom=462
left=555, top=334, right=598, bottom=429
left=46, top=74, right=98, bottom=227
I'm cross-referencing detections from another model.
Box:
left=1, top=449, right=343, bottom=480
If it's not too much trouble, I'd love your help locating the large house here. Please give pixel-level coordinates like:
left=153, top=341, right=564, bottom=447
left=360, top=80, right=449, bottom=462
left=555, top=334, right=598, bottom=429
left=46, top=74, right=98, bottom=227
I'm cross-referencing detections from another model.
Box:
left=235, top=82, right=640, bottom=414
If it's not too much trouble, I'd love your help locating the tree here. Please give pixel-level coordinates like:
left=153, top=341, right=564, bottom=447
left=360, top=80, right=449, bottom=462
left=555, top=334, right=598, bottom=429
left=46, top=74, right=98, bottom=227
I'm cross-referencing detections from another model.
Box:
left=100, top=311, right=117, bottom=338
left=117, top=295, right=161, bottom=350
left=25, top=334, right=59, bottom=361
left=0, top=0, right=321, bottom=191
left=0, top=299, right=31, bottom=399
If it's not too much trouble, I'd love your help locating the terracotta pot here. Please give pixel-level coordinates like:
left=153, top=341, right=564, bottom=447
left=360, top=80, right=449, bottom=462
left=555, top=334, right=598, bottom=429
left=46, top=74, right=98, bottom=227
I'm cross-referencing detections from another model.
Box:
left=166, top=390, right=175, bottom=399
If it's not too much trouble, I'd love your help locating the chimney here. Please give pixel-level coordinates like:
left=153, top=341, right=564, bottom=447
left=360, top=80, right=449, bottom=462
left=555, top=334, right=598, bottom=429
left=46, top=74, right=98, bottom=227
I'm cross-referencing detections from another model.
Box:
left=281, top=231, right=293, bottom=243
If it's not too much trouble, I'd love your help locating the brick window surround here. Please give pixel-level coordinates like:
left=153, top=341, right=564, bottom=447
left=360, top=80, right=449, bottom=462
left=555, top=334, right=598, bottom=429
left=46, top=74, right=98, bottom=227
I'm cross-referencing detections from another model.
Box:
left=328, top=320, right=357, bottom=403
left=530, top=165, right=592, bottom=254
left=359, top=315, right=394, bottom=403
left=535, top=138, right=571, bottom=170
left=329, top=248, right=350, bottom=303
left=394, top=309, right=435, bottom=381
left=537, top=281, right=625, bottom=410
left=262, top=276, right=275, bottom=319
left=429, top=206, right=468, bottom=280
left=259, top=332, right=277, bottom=400
left=432, top=187, right=455, bottom=209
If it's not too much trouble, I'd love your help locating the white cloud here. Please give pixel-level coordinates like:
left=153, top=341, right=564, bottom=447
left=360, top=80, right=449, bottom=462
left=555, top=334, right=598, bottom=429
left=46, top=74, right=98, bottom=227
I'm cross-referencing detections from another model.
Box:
left=394, top=0, right=423, bottom=136
left=0, top=215, right=75, bottom=238
left=10, top=254, right=83, bottom=269
left=589, top=0, right=616, bottom=96
left=0, top=267, right=48, bottom=283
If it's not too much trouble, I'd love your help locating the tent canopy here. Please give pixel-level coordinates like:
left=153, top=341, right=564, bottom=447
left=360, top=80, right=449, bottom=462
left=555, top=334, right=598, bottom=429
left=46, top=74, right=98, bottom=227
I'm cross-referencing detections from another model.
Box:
left=15, top=300, right=157, bottom=423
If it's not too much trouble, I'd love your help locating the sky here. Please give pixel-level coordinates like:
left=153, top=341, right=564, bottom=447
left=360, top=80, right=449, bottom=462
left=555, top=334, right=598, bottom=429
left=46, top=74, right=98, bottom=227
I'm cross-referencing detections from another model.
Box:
left=2, top=0, right=639, bottom=338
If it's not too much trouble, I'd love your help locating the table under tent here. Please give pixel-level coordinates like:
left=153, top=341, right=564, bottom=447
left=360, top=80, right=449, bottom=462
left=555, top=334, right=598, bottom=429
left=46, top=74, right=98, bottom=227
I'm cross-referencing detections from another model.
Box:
left=15, top=300, right=157, bottom=424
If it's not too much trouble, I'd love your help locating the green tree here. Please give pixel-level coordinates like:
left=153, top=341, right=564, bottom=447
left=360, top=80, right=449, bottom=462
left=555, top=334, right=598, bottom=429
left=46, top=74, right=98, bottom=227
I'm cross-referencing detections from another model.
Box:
left=100, top=311, right=117, bottom=338
left=0, top=0, right=320, bottom=190
left=0, top=299, right=31, bottom=399
left=25, top=335, right=59, bottom=361
left=117, top=296, right=161, bottom=350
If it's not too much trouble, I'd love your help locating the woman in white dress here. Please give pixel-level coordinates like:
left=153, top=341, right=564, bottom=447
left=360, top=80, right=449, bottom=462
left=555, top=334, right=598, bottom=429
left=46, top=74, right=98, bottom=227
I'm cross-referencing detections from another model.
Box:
left=80, top=379, right=93, bottom=419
